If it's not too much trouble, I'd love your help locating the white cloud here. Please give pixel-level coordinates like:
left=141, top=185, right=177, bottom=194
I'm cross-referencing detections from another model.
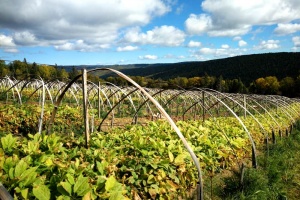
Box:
left=139, top=55, right=158, bottom=60
left=54, top=40, right=110, bottom=51
left=239, top=40, right=247, bottom=47
left=187, top=40, right=202, bottom=48
left=0, top=0, right=171, bottom=51
left=233, top=36, right=242, bottom=41
left=185, top=14, right=212, bottom=35
left=208, top=26, right=251, bottom=37
left=0, top=34, right=18, bottom=53
left=124, top=25, right=185, bottom=46
left=255, top=40, right=280, bottom=50
left=292, top=36, right=300, bottom=47
left=4, top=48, right=19, bottom=53
left=163, top=54, right=185, bottom=59
left=116, top=45, right=138, bottom=52
left=199, top=47, right=215, bottom=55
left=13, top=31, right=38, bottom=46
left=185, top=0, right=300, bottom=37
left=275, top=23, right=300, bottom=35
left=195, top=47, right=246, bottom=59
left=221, top=44, right=229, bottom=49
left=177, top=55, right=185, bottom=59
left=0, top=34, right=16, bottom=47
left=291, top=47, right=298, bottom=51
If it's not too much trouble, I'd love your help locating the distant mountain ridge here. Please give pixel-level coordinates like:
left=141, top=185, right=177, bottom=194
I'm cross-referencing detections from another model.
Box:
left=61, top=52, right=300, bottom=84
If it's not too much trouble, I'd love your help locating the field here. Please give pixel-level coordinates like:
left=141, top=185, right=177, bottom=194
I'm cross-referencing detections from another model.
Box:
left=1, top=73, right=300, bottom=200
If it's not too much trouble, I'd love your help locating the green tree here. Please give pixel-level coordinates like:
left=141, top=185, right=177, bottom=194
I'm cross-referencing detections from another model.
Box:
left=228, top=78, right=247, bottom=93
left=29, top=62, right=39, bottom=79
left=201, top=73, right=216, bottom=88
left=69, top=66, right=80, bottom=80
left=10, top=60, right=28, bottom=79
left=280, top=77, right=295, bottom=97
left=0, top=60, right=9, bottom=77
left=265, top=76, right=280, bottom=94
left=38, top=65, right=56, bottom=80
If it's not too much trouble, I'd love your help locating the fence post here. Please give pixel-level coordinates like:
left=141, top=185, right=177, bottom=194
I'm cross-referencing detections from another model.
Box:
left=82, top=69, right=90, bottom=148
left=0, top=183, right=13, bottom=200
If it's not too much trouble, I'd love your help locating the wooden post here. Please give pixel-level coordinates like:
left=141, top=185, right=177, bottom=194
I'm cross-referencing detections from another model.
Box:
left=82, top=69, right=90, bottom=148
left=272, top=129, right=276, bottom=144
left=0, top=183, right=13, bottom=200
left=252, top=146, right=257, bottom=168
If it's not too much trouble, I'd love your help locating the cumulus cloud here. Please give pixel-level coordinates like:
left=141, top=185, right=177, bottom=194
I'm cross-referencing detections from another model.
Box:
left=239, top=40, right=247, bottom=47
left=187, top=40, right=202, bottom=48
left=185, top=0, right=300, bottom=37
left=255, top=40, right=280, bottom=50
left=274, top=23, right=300, bottom=35
left=0, top=0, right=170, bottom=51
left=185, top=14, right=212, bottom=35
left=12, top=31, right=38, bottom=46
left=0, top=34, right=16, bottom=47
left=292, top=36, right=300, bottom=47
left=124, top=25, right=185, bottom=46
left=0, top=34, right=18, bottom=53
left=139, top=55, right=158, bottom=60
left=116, top=45, right=138, bottom=52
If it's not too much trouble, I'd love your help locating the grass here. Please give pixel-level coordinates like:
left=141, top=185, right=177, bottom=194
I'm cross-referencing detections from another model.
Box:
left=216, top=122, right=300, bottom=200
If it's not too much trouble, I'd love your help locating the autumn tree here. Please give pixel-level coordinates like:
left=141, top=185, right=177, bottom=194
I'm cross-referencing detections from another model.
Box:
left=187, top=77, right=201, bottom=88
left=38, top=65, right=56, bottom=80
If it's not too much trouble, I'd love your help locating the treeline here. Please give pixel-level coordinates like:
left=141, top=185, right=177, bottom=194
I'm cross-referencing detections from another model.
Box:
left=0, top=59, right=101, bottom=83
left=116, top=52, right=300, bottom=85
left=1, top=59, right=300, bottom=97
left=106, top=74, right=300, bottom=97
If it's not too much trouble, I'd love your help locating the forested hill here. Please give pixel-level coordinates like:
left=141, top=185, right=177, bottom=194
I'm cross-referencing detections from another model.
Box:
left=103, top=52, right=300, bottom=84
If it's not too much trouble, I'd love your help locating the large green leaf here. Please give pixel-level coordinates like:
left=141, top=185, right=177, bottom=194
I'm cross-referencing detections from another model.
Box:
left=74, top=175, right=90, bottom=196
left=105, top=176, right=117, bottom=191
left=33, top=185, right=50, bottom=200
left=1, top=134, right=16, bottom=152
left=14, top=159, right=28, bottom=178
left=60, top=181, right=72, bottom=195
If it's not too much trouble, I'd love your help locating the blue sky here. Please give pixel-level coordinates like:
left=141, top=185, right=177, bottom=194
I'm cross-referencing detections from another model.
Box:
left=0, top=0, right=299, bottom=66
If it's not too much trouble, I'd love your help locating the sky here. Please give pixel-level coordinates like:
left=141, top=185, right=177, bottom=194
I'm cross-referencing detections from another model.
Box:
left=0, top=0, right=300, bottom=66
